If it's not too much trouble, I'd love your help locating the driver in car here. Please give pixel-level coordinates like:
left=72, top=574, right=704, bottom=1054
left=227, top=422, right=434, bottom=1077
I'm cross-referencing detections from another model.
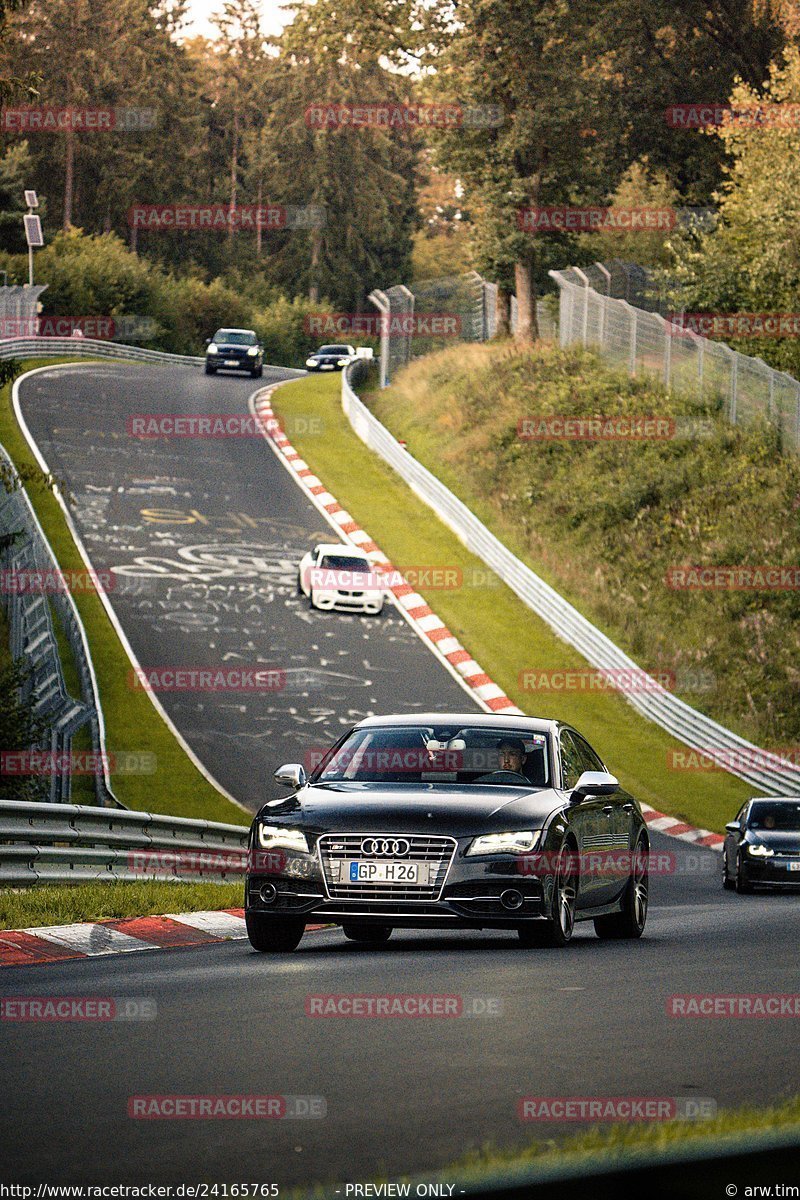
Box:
left=497, top=737, right=527, bottom=774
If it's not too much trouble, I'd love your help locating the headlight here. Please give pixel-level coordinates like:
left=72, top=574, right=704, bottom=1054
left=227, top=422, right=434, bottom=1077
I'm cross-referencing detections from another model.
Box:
left=337, top=358, right=349, bottom=367
left=305, top=358, right=317, bottom=367
left=747, top=842, right=774, bottom=857
left=247, top=346, right=259, bottom=356
left=466, top=830, right=541, bottom=856
left=257, top=825, right=309, bottom=853
left=207, top=344, right=218, bottom=354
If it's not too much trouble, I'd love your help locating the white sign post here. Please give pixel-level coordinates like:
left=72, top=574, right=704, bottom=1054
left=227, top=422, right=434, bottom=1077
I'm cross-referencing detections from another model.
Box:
left=24, top=191, right=42, bottom=287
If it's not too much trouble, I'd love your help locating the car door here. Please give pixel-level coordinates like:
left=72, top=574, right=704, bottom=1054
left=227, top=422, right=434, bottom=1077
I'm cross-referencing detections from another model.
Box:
left=571, top=732, right=630, bottom=905
left=725, top=800, right=750, bottom=875
left=558, top=729, right=602, bottom=910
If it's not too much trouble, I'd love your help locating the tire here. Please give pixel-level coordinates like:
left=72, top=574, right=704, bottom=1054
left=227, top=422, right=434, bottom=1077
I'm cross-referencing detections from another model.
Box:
left=205, top=364, right=216, bottom=375
left=245, top=913, right=305, bottom=952
left=256, top=365, right=263, bottom=378
left=518, top=841, right=577, bottom=948
left=342, top=923, right=392, bottom=944
left=309, top=588, right=319, bottom=610
left=594, top=835, right=649, bottom=940
left=735, top=852, right=755, bottom=894
left=296, top=572, right=304, bottom=595
left=722, top=850, right=735, bottom=890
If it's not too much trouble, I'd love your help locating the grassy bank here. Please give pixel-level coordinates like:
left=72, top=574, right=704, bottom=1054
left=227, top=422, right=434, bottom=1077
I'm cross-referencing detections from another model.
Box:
left=269, top=373, right=751, bottom=831
left=0, top=360, right=247, bottom=822
left=0, top=881, right=243, bottom=929
left=368, top=341, right=800, bottom=750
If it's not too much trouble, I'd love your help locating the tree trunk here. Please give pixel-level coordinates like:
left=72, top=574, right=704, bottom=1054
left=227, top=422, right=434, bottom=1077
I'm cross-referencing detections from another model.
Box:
left=514, top=259, right=538, bottom=344
left=495, top=286, right=511, bottom=337
left=256, top=176, right=262, bottom=256
left=130, top=223, right=138, bottom=253
left=63, top=123, right=74, bottom=230
left=309, top=227, right=322, bottom=303
left=229, top=110, right=239, bottom=239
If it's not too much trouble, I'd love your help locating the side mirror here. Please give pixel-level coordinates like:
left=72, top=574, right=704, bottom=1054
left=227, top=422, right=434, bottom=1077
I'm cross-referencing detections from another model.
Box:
left=571, top=770, right=619, bottom=802
left=725, top=820, right=741, bottom=834
left=274, top=763, right=307, bottom=790
left=205, top=338, right=212, bottom=346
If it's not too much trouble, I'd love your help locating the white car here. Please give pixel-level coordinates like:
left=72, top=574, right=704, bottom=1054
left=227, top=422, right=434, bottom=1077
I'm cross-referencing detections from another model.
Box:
left=297, top=543, right=385, bottom=614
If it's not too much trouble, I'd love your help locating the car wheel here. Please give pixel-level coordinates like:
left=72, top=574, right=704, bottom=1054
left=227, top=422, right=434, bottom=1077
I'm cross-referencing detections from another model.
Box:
left=735, top=852, right=755, bottom=894
left=256, top=365, right=263, bottom=378
left=309, top=589, right=319, bottom=610
left=594, top=835, right=649, bottom=940
left=245, top=913, right=305, bottom=952
left=296, top=572, right=304, bottom=595
left=722, top=850, right=735, bottom=890
left=342, top=923, right=392, bottom=944
left=205, top=364, right=216, bottom=375
left=518, top=841, right=577, bottom=948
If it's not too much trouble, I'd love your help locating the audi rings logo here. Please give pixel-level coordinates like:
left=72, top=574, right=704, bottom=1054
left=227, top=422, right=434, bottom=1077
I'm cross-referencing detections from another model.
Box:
left=361, top=837, right=410, bottom=857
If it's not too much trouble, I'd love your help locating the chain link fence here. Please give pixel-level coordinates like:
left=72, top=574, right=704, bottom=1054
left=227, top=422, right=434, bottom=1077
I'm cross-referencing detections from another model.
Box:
left=550, top=266, right=800, bottom=451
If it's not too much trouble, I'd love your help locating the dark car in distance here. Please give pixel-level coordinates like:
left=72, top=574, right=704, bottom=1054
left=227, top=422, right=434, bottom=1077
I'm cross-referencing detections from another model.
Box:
left=304, top=344, right=357, bottom=372
left=245, top=713, right=650, bottom=953
left=723, top=797, right=800, bottom=892
left=205, top=328, right=264, bottom=377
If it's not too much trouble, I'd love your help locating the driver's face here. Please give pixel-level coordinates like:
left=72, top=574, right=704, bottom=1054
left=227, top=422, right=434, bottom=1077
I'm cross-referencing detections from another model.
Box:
left=499, top=745, right=524, bottom=771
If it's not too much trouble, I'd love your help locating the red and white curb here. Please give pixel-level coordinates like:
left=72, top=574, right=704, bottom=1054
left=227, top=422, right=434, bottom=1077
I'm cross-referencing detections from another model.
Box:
left=0, top=909, right=328, bottom=969
left=251, top=383, right=725, bottom=855
left=251, top=385, right=519, bottom=715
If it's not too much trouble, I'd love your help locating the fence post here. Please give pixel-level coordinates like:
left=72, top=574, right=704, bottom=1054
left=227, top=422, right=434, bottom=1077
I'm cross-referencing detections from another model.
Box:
left=697, top=336, right=704, bottom=391
left=730, top=354, right=738, bottom=424
left=628, top=305, right=637, bottom=376
left=368, top=289, right=390, bottom=388
left=662, top=316, right=671, bottom=391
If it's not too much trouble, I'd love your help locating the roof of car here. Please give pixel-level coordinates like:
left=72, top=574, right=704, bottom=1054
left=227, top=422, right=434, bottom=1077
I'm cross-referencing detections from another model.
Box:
left=215, top=327, right=257, bottom=335
left=749, top=796, right=800, bottom=802
left=316, top=543, right=369, bottom=557
left=355, top=713, right=558, bottom=734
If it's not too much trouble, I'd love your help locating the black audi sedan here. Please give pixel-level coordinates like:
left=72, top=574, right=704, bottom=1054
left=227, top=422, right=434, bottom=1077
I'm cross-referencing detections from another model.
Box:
left=723, top=797, right=800, bottom=892
left=245, top=713, right=649, bottom=952
left=205, top=327, right=264, bottom=377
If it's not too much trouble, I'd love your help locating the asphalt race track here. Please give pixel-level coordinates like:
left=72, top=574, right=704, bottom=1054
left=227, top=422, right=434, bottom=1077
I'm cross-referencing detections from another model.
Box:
left=3, top=362, right=799, bottom=1187
left=15, top=363, right=474, bottom=808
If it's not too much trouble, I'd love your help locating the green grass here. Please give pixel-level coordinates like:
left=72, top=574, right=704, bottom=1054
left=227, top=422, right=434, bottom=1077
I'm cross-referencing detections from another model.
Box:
left=368, top=341, right=800, bottom=750
left=444, top=1095, right=800, bottom=1180
left=0, top=880, right=243, bottom=929
left=0, top=359, right=247, bottom=823
left=270, top=371, right=751, bottom=832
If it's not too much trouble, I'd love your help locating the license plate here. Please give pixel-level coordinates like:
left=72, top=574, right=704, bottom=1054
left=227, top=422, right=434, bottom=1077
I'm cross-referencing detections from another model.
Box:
left=348, top=860, right=425, bottom=883
left=224, top=359, right=238, bottom=366
left=787, top=861, right=800, bottom=871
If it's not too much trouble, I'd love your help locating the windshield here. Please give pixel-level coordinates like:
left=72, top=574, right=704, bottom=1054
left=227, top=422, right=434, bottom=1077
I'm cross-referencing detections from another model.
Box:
left=747, top=801, right=800, bottom=832
left=312, top=724, right=550, bottom=786
left=318, top=345, right=350, bottom=355
left=214, top=330, right=257, bottom=346
left=319, top=554, right=369, bottom=571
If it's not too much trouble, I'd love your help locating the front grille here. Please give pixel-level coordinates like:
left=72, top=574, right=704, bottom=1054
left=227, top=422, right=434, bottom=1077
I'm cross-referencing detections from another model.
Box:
left=318, top=834, right=456, bottom=901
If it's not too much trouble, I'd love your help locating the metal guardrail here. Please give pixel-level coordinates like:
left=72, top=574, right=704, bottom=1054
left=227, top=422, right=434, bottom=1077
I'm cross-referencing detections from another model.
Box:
left=342, top=364, right=800, bottom=796
left=0, top=799, right=250, bottom=886
left=0, top=440, right=120, bottom=807
left=0, top=336, right=206, bottom=365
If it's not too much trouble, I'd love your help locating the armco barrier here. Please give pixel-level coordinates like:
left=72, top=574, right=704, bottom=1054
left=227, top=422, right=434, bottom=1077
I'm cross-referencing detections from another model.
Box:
left=341, top=363, right=800, bottom=796
left=0, top=799, right=250, bottom=886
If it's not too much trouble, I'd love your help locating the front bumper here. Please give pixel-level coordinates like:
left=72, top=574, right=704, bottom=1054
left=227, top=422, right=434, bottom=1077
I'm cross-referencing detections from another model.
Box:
left=246, top=848, right=549, bottom=928
left=742, top=855, right=800, bottom=887
left=312, top=589, right=384, bottom=613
